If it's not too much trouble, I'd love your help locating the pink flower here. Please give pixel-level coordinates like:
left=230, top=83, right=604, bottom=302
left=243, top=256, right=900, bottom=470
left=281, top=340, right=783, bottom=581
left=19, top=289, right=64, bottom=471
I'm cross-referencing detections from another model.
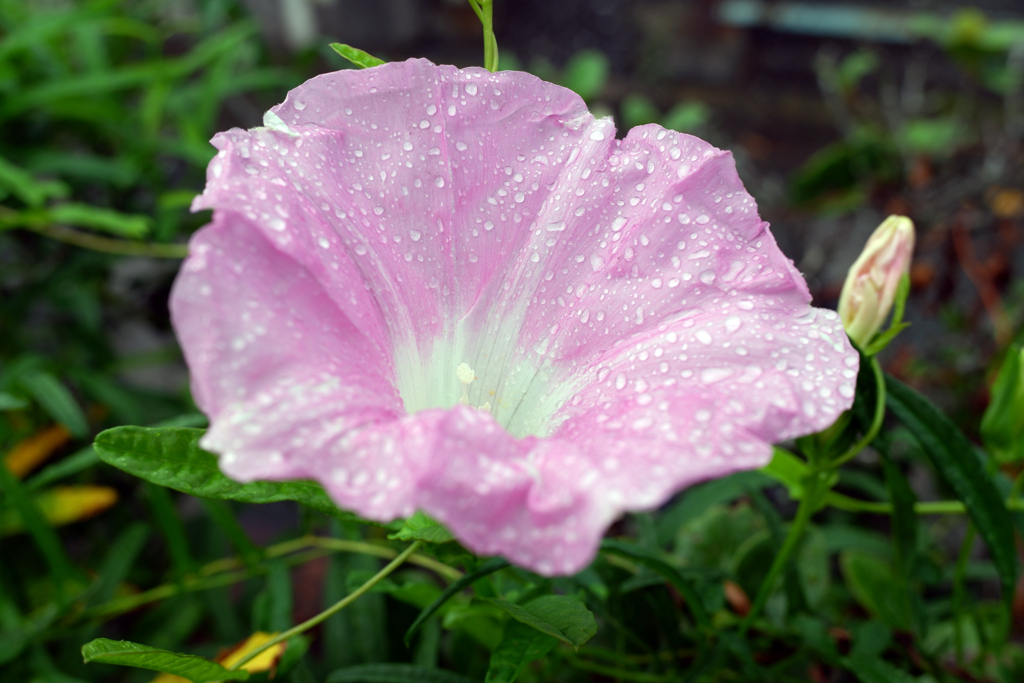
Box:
left=171, top=59, right=858, bottom=575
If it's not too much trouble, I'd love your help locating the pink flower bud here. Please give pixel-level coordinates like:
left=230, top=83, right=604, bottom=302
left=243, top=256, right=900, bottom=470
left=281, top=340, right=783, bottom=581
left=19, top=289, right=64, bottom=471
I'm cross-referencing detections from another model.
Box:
left=838, top=215, right=915, bottom=347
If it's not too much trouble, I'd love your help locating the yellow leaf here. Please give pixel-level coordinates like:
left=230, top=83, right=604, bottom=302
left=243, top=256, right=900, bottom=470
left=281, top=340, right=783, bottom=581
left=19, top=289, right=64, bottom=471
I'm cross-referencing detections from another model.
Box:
left=218, top=631, right=286, bottom=673
left=1, top=485, right=117, bottom=535
left=4, top=424, right=70, bottom=478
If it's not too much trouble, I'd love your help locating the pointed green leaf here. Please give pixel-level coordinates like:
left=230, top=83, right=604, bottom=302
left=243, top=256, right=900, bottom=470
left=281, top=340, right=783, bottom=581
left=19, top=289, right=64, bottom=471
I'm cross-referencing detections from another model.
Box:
left=0, top=393, right=28, bottom=411
left=17, top=370, right=88, bottom=437
left=93, top=427, right=374, bottom=525
left=329, top=43, right=385, bottom=69
left=484, top=621, right=557, bottom=683
left=759, top=447, right=810, bottom=499
left=81, top=638, right=249, bottom=682
left=981, top=346, right=1024, bottom=464
left=47, top=203, right=150, bottom=238
left=885, top=375, right=1018, bottom=608
left=388, top=511, right=454, bottom=543
left=485, top=595, right=596, bottom=649
left=0, top=156, right=68, bottom=207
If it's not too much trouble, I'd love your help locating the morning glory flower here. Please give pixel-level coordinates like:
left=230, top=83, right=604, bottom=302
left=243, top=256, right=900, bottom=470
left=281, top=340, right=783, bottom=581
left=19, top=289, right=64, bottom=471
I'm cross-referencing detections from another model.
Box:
left=171, top=59, right=858, bottom=575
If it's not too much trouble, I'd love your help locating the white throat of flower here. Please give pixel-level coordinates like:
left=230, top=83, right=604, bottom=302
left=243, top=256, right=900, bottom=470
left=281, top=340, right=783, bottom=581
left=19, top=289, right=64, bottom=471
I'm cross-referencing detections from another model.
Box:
left=392, top=324, right=580, bottom=439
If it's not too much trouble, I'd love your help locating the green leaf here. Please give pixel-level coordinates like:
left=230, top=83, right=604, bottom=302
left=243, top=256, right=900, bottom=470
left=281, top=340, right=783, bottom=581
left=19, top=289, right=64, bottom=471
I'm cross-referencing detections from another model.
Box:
left=484, top=620, right=558, bottom=683
left=559, top=49, right=608, bottom=102
left=405, top=556, right=509, bottom=645
left=981, top=346, right=1024, bottom=464
left=660, top=101, right=709, bottom=134
left=658, top=470, right=770, bottom=546
left=93, top=427, right=372, bottom=525
left=0, top=462, right=79, bottom=605
left=17, top=370, right=88, bottom=437
left=840, top=552, right=913, bottom=631
left=326, top=663, right=479, bottom=683
left=0, top=156, right=68, bottom=207
left=620, top=94, right=661, bottom=129
left=46, top=203, right=150, bottom=238
left=880, top=448, right=926, bottom=636
left=388, top=511, right=454, bottom=543
left=0, top=392, right=28, bottom=411
left=87, top=522, right=150, bottom=607
left=485, top=595, right=596, bottom=650
left=81, top=638, right=249, bottom=682
left=329, top=43, right=385, bottom=69
left=600, top=539, right=710, bottom=630
left=759, top=447, right=810, bottom=499
left=886, top=375, right=1018, bottom=608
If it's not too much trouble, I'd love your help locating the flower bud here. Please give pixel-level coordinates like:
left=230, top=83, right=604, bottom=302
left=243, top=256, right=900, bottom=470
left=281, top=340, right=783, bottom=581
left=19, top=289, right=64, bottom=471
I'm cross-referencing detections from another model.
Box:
left=838, top=215, right=915, bottom=347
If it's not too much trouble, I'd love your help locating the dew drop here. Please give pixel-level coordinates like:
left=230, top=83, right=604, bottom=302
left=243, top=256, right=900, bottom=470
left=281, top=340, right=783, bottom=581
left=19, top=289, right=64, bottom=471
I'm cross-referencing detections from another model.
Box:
left=700, top=367, right=733, bottom=384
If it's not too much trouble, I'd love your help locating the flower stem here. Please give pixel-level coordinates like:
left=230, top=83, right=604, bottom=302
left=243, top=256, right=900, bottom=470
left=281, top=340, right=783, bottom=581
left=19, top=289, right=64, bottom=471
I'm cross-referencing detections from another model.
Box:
left=227, top=540, right=423, bottom=672
left=825, top=491, right=1024, bottom=515
left=740, top=474, right=824, bottom=634
left=74, top=536, right=457, bottom=624
left=468, top=0, right=498, bottom=72
left=27, top=224, right=189, bottom=258
left=829, top=356, right=885, bottom=468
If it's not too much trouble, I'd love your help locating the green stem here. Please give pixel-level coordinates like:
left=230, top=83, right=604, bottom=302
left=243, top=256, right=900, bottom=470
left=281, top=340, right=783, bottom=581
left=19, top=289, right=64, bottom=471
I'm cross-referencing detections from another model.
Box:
left=74, top=536, right=459, bottom=623
left=829, top=356, right=885, bottom=468
left=228, top=540, right=422, bottom=671
left=825, top=491, right=1024, bottom=515
left=740, top=477, right=822, bottom=633
left=28, top=223, right=189, bottom=258
left=474, top=0, right=498, bottom=72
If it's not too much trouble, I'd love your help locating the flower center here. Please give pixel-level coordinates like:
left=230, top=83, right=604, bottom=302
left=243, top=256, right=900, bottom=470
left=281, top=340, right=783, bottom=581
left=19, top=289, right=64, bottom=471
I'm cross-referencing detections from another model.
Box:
left=456, top=362, right=491, bottom=412
left=391, top=334, right=577, bottom=439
